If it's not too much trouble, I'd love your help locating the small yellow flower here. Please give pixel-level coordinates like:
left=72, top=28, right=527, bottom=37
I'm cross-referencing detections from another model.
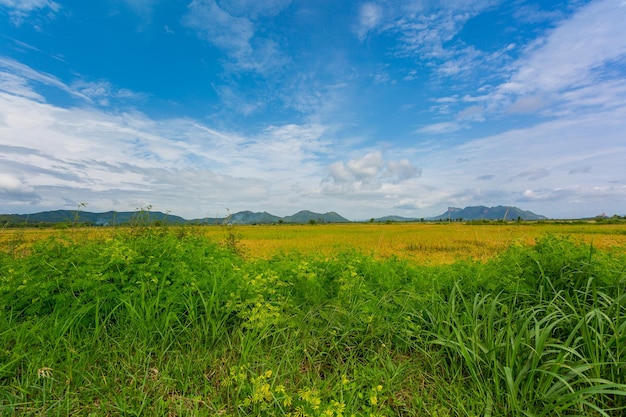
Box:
left=370, top=395, right=378, bottom=406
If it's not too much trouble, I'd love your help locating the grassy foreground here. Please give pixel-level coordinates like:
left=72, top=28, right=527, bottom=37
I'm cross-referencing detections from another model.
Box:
left=1, top=226, right=625, bottom=416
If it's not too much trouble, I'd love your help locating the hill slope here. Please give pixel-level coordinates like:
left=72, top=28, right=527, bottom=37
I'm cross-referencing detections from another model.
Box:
left=282, top=210, right=350, bottom=223
left=430, top=205, right=547, bottom=221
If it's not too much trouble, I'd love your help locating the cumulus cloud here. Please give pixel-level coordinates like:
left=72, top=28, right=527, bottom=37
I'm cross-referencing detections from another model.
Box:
left=325, top=151, right=421, bottom=194
left=387, top=159, right=420, bottom=182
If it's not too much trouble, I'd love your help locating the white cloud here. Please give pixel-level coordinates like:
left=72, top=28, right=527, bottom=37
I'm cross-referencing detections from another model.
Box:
left=328, top=152, right=384, bottom=185
left=0, top=60, right=340, bottom=217
left=356, top=2, right=384, bottom=40
left=0, top=0, right=58, bottom=14
left=0, top=172, right=40, bottom=203
left=496, top=0, right=626, bottom=107
left=424, top=1, right=626, bottom=137
left=506, top=94, right=551, bottom=114
left=0, top=58, right=146, bottom=109
left=71, top=80, right=144, bottom=106
left=0, top=57, right=89, bottom=101
left=391, top=1, right=499, bottom=59
left=416, top=121, right=463, bottom=134
left=182, top=0, right=289, bottom=74
left=0, top=173, right=28, bottom=191
left=412, top=105, right=626, bottom=217
left=324, top=151, right=422, bottom=199
left=387, top=159, right=421, bottom=182
left=184, top=0, right=254, bottom=54
left=455, top=105, right=484, bottom=122
left=0, top=0, right=59, bottom=25
left=0, top=70, right=45, bottom=101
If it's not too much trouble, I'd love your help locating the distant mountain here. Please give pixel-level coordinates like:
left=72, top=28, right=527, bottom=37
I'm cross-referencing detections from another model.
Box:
left=0, top=210, right=187, bottom=226
left=0, top=206, right=548, bottom=226
left=226, top=211, right=281, bottom=224
left=430, top=205, right=547, bottom=221
left=282, top=210, right=349, bottom=223
left=0, top=209, right=350, bottom=226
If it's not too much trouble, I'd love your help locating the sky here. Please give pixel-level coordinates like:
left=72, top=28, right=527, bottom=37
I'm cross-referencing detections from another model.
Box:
left=0, top=0, right=625, bottom=220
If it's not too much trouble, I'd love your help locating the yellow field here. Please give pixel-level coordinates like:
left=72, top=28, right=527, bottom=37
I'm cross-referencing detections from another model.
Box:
left=224, top=222, right=626, bottom=264
left=3, top=222, right=625, bottom=264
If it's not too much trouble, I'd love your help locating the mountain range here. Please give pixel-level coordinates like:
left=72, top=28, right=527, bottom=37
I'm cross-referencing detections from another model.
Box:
left=0, top=205, right=546, bottom=226
left=371, top=206, right=546, bottom=222
left=0, top=209, right=350, bottom=226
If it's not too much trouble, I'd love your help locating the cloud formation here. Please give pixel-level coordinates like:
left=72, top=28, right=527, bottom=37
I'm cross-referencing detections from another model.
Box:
left=0, top=0, right=59, bottom=25
left=0, top=59, right=338, bottom=217
left=356, top=2, right=384, bottom=41
left=324, top=152, right=421, bottom=194
left=182, top=0, right=290, bottom=74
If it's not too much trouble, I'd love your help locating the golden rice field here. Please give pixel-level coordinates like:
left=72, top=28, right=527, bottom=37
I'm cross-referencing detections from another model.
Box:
left=3, top=222, right=626, bottom=264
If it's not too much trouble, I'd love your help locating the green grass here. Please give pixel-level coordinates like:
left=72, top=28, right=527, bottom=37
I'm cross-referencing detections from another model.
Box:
left=1, top=226, right=625, bottom=416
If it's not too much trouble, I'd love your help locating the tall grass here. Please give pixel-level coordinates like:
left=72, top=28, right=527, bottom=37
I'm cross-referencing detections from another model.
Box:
left=1, top=227, right=624, bottom=416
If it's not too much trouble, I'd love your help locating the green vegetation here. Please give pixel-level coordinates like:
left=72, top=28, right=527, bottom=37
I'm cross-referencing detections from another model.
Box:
left=1, top=226, right=625, bottom=416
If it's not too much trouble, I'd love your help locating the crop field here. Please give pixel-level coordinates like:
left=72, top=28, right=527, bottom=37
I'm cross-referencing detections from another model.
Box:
left=218, top=222, right=626, bottom=263
left=4, top=221, right=626, bottom=263
left=1, top=223, right=626, bottom=416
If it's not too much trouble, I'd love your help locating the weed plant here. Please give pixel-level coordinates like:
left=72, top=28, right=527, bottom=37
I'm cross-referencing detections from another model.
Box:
left=0, top=227, right=624, bottom=416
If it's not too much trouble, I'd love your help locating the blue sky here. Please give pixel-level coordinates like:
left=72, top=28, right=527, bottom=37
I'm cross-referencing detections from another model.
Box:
left=1, top=0, right=625, bottom=220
